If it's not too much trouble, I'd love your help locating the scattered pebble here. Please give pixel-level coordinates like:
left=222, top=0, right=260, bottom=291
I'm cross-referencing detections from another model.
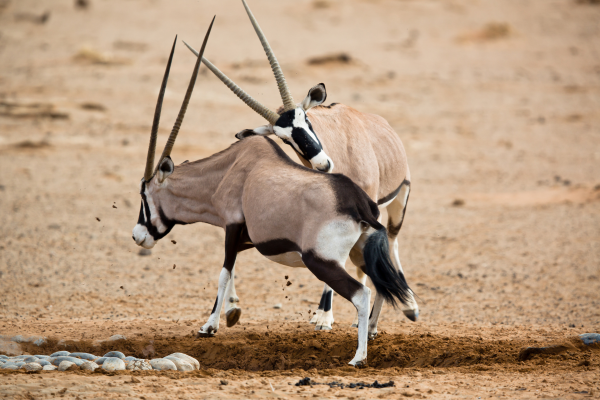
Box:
left=579, top=333, right=600, bottom=346
left=102, top=357, right=126, bottom=371
left=103, top=350, right=125, bottom=359
left=58, top=361, right=77, bottom=371
left=94, top=357, right=107, bottom=365
left=23, top=356, right=39, bottom=363
left=50, top=351, right=70, bottom=357
left=169, top=353, right=200, bottom=370
left=273, top=303, right=282, bottom=309
left=43, top=364, right=57, bottom=371
left=21, top=363, right=42, bottom=372
left=164, top=356, right=194, bottom=372
left=108, top=334, right=127, bottom=341
left=1, top=364, right=19, bottom=370
left=80, top=361, right=100, bottom=372
left=295, top=377, right=395, bottom=389
left=69, top=352, right=97, bottom=361
left=150, top=358, right=177, bottom=371
left=37, top=360, right=51, bottom=366
left=126, top=359, right=152, bottom=371
left=51, top=356, right=86, bottom=367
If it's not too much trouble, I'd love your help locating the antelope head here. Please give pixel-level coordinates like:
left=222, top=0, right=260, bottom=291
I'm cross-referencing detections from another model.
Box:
left=183, top=0, right=334, bottom=173
left=132, top=18, right=214, bottom=249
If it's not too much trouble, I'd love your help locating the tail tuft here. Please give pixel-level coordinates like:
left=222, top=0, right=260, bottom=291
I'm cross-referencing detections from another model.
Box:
left=363, top=228, right=411, bottom=308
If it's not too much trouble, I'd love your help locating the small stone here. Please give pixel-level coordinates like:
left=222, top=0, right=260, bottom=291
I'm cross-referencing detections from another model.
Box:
left=168, top=353, right=200, bottom=370
left=51, top=356, right=86, bottom=366
left=103, top=351, right=125, bottom=359
left=580, top=333, right=600, bottom=346
left=42, top=364, right=57, bottom=371
left=220, top=380, right=229, bottom=385
left=164, top=356, right=194, bottom=372
left=1, top=364, right=19, bottom=370
left=150, top=358, right=177, bottom=371
left=23, top=356, right=39, bottom=363
left=50, top=351, right=70, bottom=357
left=58, top=361, right=77, bottom=371
left=102, top=357, right=126, bottom=371
left=123, top=356, right=137, bottom=361
left=80, top=361, right=100, bottom=372
left=94, top=357, right=107, bottom=365
left=126, top=360, right=152, bottom=371
left=11, top=335, right=26, bottom=343
left=69, top=352, right=97, bottom=361
left=108, top=334, right=126, bottom=341
left=21, top=363, right=42, bottom=372
left=14, top=362, right=25, bottom=367
left=273, top=303, right=282, bottom=309
left=34, top=355, right=50, bottom=360
left=37, top=360, right=51, bottom=366
left=0, top=355, right=7, bottom=359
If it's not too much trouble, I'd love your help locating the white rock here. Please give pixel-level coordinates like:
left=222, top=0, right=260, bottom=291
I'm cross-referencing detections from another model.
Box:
left=108, top=334, right=127, bottom=341
left=50, top=351, right=70, bottom=357
left=43, top=364, right=57, bottom=371
left=126, top=360, right=152, bottom=371
left=150, top=358, right=177, bottom=371
left=168, top=353, right=200, bottom=370
left=103, top=351, right=125, bottom=359
left=101, top=357, right=126, bottom=371
left=58, top=361, right=77, bottom=371
left=1, top=364, right=19, bottom=370
left=164, top=356, right=194, bottom=372
left=273, top=303, right=282, bottom=309
left=21, top=363, right=42, bottom=372
left=80, top=361, right=100, bottom=372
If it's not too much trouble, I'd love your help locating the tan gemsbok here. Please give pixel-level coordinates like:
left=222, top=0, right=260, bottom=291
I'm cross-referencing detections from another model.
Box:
left=132, top=16, right=412, bottom=367
left=183, top=0, right=419, bottom=331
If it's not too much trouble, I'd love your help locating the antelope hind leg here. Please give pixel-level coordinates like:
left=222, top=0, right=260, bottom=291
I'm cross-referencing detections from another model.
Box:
left=386, top=183, right=419, bottom=321
left=302, top=252, right=370, bottom=367
left=312, top=284, right=334, bottom=330
left=224, top=265, right=241, bottom=327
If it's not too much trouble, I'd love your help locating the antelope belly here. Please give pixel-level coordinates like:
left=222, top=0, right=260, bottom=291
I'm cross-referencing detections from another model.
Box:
left=264, top=252, right=306, bottom=268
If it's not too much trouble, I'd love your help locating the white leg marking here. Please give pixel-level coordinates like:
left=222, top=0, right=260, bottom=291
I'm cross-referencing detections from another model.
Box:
left=348, top=285, right=371, bottom=367
left=351, top=269, right=368, bottom=328
left=224, top=265, right=242, bottom=327
left=198, top=267, right=232, bottom=336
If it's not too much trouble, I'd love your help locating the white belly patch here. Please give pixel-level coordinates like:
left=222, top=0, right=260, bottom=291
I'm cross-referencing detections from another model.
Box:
left=264, top=252, right=306, bottom=268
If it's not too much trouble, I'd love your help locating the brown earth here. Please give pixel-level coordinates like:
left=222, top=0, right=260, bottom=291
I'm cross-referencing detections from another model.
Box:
left=1, top=0, right=599, bottom=398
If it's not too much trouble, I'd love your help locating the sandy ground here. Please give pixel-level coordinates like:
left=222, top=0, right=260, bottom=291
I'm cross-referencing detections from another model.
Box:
left=1, top=0, right=599, bottom=398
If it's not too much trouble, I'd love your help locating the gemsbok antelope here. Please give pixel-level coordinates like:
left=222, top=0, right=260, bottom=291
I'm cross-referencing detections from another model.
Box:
left=183, top=0, right=419, bottom=331
left=131, top=17, right=412, bottom=366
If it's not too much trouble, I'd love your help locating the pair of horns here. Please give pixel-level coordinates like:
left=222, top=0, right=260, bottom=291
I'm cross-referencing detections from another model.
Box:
left=184, top=0, right=295, bottom=126
left=143, top=17, right=215, bottom=182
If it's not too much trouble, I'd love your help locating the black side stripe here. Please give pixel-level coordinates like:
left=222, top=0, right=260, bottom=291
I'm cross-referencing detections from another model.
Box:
left=378, top=179, right=410, bottom=206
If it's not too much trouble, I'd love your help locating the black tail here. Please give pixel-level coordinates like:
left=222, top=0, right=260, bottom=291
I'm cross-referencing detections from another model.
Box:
left=363, top=228, right=411, bottom=308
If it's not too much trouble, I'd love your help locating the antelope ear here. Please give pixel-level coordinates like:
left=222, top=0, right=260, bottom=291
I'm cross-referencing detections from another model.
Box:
left=301, top=83, right=327, bottom=111
left=157, top=157, right=174, bottom=183
left=235, top=125, right=274, bottom=140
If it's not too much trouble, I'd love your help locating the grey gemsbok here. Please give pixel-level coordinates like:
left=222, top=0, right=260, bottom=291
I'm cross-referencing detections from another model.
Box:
left=183, top=0, right=419, bottom=331
left=131, top=17, right=412, bottom=366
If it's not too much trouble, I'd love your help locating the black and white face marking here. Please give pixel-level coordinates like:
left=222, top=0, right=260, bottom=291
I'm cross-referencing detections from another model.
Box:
left=273, top=108, right=334, bottom=172
left=132, top=180, right=172, bottom=249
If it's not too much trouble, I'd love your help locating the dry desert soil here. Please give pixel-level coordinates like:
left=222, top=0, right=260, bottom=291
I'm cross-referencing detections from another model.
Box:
left=0, top=0, right=599, bottom=398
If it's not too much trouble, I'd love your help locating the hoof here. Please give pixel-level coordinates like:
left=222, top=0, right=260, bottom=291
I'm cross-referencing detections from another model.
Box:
left=226, top=307, right=242, bottom=328
left=403, top=309, right=419, bottom=322
left=368, top=332, right=378, bottom=341
left=196, top=327, right=217, bottom=338
left=348, top=359, right=367, bottom=368
left=314, top=325, right=332, bottom=331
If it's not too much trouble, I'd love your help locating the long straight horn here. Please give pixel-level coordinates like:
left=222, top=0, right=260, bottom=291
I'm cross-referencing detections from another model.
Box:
left=182, top=40, right=280, bottom=125
left=156, top=16, right=215, bottom=168
left=241, top=0, right=295, bottom=111
left=144, top=35, right=177, bottom=182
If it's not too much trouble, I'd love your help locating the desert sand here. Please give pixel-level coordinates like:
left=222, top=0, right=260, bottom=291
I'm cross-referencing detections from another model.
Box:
left=0, top=0, right=599, bottom=398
